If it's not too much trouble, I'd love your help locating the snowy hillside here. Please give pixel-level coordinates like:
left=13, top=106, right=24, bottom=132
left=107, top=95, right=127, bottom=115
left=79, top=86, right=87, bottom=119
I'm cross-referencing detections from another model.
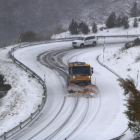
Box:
left=1, top=0, right=140, bottom=47
left=0, top=46, right=43, bottom=135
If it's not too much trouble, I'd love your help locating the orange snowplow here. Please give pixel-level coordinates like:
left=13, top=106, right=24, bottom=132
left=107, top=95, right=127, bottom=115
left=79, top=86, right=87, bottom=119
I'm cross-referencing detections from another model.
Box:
left=67, top=62, right=98, bottom=97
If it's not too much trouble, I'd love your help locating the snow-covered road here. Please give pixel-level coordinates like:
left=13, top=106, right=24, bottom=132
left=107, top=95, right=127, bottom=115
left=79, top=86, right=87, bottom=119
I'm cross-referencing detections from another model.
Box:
left=9, top=40, right=128, bottom=140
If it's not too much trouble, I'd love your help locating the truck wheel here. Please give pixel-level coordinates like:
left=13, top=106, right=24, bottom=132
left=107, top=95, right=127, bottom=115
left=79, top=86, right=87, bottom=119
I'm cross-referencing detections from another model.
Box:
left=80, top=44, right=84, bottom=48
left=92, top=42, right=96, bottom=47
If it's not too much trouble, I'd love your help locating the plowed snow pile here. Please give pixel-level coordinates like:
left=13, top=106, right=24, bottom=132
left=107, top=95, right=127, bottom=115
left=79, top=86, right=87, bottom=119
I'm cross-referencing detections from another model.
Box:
left=0, top=46, right=43, bottom=135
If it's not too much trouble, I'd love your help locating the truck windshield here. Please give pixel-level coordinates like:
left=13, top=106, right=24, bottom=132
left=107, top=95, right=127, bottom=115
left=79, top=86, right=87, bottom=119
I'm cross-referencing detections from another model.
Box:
left=72, top=66, right=90, bottom=75
left=77, top=37, right=84, bottom=40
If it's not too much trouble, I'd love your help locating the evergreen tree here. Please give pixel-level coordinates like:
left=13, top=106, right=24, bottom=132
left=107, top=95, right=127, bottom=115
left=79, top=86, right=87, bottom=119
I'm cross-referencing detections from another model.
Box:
left=92, top=22, right=98, bottom=33
left=133, top=17, right=138, bottom=27
left=115, top=15, right=122, bottom=27
left=121, top=16, right=126, bottom=26
left=123, top=16, right=129, bottom=29
left=130, top=1, right=138, bottom=17
left=118, top=78, right=140, bottom=138
left=80, top=22, right=90, bottom=34
left=78, top=21, right=84, bottom=33
left=106, top=11, right=116, bottom=28
left=68, top=19, right=79, bottom=34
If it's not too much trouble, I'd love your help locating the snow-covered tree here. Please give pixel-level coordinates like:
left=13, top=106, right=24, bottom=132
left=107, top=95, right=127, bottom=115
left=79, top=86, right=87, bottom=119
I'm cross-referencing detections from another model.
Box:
left=92, top=22, right=98, bottom=33
left=78, top=21, right=84, bottom=33
left=123, top=16, right=129, bottom=29
left=133, top=17, right=138, bottom=27
left=80, top=22, right=90, bottom=34
left=106, top=11, right=116, bottom=28
left=68, top=19, right=79, bottom=34
left=115, top=15, right=122, bottom=27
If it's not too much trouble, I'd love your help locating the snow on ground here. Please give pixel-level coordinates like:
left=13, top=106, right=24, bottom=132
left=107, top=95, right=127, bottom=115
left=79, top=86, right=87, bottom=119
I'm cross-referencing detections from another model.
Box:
left=61, top=43, right=128, bottom=140
left=51, top=16, right=140, bottom=139
left=0, top=16, right=140, bottom=139
left=99, top=44, right=140, bottom=140
left=12, top=42, right=128, bottom=140
left=99, top=45, right=140, bottom=90
left=0, top=46, right=43, bottom=135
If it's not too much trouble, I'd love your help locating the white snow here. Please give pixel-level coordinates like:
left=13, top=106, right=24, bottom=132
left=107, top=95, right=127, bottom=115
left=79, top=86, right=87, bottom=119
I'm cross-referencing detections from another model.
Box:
left=0, top=46, right=43, bottom=135
left=99, top=46, right=140, bottom=89
left=1, top=16, right=140, bottom=139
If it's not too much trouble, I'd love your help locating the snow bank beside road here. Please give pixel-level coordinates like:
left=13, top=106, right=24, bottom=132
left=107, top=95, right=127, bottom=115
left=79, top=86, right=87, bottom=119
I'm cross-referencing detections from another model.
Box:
left=99, top=45, right=140, bottom=90
left=99, top=43, right=140, bottom=139
left=0, top=46, right=43, bottom=135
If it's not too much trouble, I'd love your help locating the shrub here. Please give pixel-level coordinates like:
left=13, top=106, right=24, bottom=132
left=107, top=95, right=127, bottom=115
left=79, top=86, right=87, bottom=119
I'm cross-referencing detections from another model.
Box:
left=124, top=42, right=134, bottom=49
left=118, top=78, right=140, bottom=138
left=123, top=38, right=140, bottom=50
left=20, top=31, right=45, bottom=42
left=135, top=55, right=140, bottom=62
left=133, top=38, right=140, bottom=46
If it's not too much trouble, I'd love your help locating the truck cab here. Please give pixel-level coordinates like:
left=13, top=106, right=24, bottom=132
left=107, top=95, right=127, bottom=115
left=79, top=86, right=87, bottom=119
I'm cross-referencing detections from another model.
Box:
left=68, top=62, right=93, bottom=86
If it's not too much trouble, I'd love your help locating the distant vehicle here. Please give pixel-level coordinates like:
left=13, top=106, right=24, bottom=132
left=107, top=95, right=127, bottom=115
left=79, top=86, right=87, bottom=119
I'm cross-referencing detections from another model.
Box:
left=72, top=36, right=98, bottom=48
left=67, top=62, right=98, bottom=97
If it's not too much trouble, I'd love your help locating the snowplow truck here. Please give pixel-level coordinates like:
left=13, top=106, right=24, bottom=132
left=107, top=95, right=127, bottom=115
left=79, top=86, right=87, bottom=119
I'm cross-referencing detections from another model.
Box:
left=67, top=62, right=98, bottom=97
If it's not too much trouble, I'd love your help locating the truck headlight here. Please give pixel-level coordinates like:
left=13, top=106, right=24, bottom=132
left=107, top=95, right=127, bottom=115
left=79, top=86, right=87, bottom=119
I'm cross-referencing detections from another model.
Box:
left=73, top=76, right=75, bottom=78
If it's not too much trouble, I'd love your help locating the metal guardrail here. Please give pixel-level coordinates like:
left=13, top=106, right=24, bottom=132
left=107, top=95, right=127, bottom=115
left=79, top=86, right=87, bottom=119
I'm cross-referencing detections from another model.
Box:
left=0, top=43, right=47, bottom=140
left=0, top=37, right=79, bottom=140
left=97, top=34, right=140, bottom=38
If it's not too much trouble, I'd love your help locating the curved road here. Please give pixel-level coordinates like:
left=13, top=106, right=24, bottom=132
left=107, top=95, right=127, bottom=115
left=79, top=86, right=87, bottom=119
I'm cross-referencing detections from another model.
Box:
left=9, top=41, right=128, bottom=140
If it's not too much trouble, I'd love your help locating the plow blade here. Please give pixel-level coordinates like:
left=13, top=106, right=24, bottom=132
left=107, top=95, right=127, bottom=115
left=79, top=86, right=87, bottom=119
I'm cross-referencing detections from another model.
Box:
left=67, top=83, right=99, bottom=98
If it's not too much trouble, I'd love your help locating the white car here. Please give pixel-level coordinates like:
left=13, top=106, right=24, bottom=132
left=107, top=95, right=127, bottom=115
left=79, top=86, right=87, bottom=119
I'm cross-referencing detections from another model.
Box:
left=72, top=36, right=98, bottom=48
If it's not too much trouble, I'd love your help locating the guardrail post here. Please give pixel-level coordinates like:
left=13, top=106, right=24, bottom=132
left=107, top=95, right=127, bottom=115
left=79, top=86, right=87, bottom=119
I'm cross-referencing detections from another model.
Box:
left=31, top=113, right=33, bottom=119
left=4, top=132, right=6, bottom=139
left=38, top=105, right=41, bottom=111
left=32, top=74, right=35, bottom=78
left=20, top=122, right=22, bottom=129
